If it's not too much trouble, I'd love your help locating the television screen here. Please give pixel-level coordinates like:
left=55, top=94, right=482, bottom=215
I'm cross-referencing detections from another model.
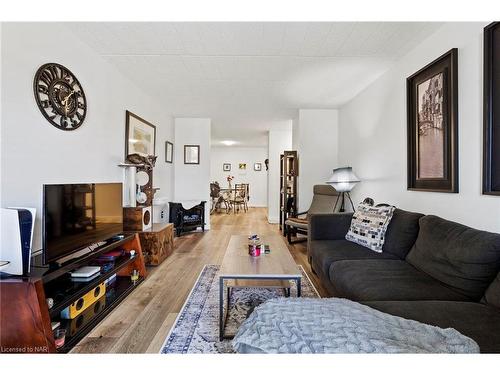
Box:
left=43, top=183, right=123, bottom=264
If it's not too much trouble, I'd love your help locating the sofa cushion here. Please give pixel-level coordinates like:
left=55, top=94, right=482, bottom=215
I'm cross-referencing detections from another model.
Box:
left=364, top=300, right=500, bottom=353
left=345, top=204, right=395, bottom=252
left=311, top=240, right=399, bottom=279
left=329, top=259, right=471, bottom=302
left=406, top=215, right=500, bottom=301
left=382, top=208, right=424, bottom=259
left=483, top=271, right=500, bottom=309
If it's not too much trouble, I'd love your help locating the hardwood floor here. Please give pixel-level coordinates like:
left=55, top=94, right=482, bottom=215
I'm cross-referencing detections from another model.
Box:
left=71, top=207, right=328, bottom=354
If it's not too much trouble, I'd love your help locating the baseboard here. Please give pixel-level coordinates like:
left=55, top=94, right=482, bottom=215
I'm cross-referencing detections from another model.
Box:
left=267, top=216, right=279, bottom=224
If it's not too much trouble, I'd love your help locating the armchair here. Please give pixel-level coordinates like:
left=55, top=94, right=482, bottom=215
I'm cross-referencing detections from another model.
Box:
left=285, top=185, right=338, bottom=244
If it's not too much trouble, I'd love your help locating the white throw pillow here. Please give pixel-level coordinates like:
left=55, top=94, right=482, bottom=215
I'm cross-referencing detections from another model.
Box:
left=345, top=203, right=396, bottom=252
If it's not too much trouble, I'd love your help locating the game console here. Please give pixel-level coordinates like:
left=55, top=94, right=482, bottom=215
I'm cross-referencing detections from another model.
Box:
left=70, top=266, right=101, bottom=278
left=0, top=207, right=36, bottom=276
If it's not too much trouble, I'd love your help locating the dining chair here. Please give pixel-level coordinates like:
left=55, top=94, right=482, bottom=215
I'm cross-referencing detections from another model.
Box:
left=231, top=184, right=247, bottom=213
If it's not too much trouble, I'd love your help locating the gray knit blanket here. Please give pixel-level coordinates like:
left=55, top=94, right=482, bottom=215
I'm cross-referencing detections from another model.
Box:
left=232, top=298, right=479, bottom=354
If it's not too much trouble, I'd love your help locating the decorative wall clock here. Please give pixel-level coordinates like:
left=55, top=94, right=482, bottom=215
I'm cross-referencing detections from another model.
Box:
left=33, top=63, right=87, bottom=131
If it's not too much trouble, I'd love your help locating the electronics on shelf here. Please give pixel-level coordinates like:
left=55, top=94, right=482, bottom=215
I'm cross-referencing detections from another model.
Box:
left=70, top=266, right=100, bottom=278
left=60, top=282, right=106, bottom=319
left=0, top=207, right=36, bottom=276
left=68, top=295, right=106, bottom=336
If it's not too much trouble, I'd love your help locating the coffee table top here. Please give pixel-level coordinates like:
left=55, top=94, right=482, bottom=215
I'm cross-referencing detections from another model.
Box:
left=219, top=235, right=301, bottom=278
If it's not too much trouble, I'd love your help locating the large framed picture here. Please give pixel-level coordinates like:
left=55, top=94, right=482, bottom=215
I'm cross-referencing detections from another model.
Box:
left=483, top=22, right=500, bottom=195
left=407, top=48, right=458, bottom=193
left=125, top=110, right=156, bottom=157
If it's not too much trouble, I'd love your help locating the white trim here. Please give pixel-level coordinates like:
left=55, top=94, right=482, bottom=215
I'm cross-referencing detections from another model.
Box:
left=158, top=264, right=208, bottom=353
left=267, top=216, right=279, bottom=224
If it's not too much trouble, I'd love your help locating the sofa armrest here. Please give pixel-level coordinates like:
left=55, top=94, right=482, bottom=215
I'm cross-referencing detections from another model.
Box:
left=308, top=213, right=353, bottom=241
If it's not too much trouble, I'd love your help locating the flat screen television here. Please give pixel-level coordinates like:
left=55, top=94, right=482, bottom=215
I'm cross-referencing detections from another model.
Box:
left=43, top=183, right=123, bottom=264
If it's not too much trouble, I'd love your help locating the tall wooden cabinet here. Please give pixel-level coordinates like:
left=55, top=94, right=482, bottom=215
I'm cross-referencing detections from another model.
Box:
left=279, top=151, right=298, bottom=235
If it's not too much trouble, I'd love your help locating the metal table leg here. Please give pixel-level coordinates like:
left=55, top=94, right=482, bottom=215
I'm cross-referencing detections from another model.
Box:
left=296, top=277, right=302, bottom=297
left=219, top=276, right=224, bottom=341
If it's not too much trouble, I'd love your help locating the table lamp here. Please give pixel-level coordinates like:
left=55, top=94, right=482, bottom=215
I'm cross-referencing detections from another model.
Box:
left=326, top=167, right=360, bottom=212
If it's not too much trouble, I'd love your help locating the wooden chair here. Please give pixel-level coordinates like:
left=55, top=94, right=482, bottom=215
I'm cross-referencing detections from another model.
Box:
left=231, top=184, right=248, bottom=213
left=220, top=189, right=232, bottom=214
left=210, top=182, right=221, bottom=213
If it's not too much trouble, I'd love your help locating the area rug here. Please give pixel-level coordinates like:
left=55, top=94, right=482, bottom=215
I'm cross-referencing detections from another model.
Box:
left=160, top=264, right=319, bottom=354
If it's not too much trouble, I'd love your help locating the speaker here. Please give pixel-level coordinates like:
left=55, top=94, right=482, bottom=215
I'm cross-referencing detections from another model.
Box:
left=60, top=282, right=106, bottom=319
left=69, top=295, right=106, bottom=336
left=123, top=206, right=152, bottom=231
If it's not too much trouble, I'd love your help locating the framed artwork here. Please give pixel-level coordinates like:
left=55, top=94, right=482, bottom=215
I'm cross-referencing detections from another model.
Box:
left=165, top=141, right=173, bottom=163
left=407, top=48, right=458, bottom=193
left=254, top=162, right=262, bottom=171
left=223, top=163, right=231, bottom=171
left=239, top=163, right=247, bottom=170
left=483, top=22, right=500, bottom=195
left=125, top=110, right=156, bottom=157
left=184, top=145, right=200, bottom=164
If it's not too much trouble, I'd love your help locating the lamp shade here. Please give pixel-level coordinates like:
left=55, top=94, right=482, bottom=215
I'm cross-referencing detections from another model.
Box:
left=326, top=167, right=360, bottom=192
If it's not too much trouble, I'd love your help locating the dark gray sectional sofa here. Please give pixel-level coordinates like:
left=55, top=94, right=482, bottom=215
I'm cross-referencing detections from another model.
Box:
left=308, top=209, right=500, bottom=353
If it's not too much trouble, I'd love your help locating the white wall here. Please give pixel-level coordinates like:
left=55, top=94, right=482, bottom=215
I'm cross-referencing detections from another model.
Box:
left=295, top=109, right=339, bottom=212
left=339, top=22, right=500, bottom=233
left=267, top=126, right=292, bottom=223
left=173, top=118, right=211, bottom=228
left=0, top=23, right=174, bottom=252
left=210, top=146, right=268, bottom=207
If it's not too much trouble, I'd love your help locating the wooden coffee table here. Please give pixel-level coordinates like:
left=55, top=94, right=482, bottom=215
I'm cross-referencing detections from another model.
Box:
left=218, top=234, right=302, bottom=340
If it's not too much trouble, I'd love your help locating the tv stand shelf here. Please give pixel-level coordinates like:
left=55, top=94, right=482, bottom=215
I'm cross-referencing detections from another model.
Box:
left=0, top=233, right=147, bottom=354
left=46, top=253, right=140, bottom=317
left=56, top=275, right=144, bottom=353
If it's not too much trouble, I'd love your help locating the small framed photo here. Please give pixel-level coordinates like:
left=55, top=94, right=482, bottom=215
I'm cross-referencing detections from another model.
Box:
left=223, top=163, right=231, bottom=171
left=238, top=163, right=247, bottom=170
left=165, top=141, right=173, bottom=163
left=184, top=145, right=200, bottom=164
left=254, top=163, right=262, bottom=171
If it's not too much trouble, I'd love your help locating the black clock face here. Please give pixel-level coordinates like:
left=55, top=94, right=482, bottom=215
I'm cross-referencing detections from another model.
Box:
left=34, top=63, right=87, bottom=131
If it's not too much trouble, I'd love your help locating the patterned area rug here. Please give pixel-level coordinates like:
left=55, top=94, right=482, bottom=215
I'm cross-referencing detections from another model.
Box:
left=161, top=264, right=319, bottom=354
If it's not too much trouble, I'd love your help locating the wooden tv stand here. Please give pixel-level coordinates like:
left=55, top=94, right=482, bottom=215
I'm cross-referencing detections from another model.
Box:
left=0, top=233, right=146, bottom=353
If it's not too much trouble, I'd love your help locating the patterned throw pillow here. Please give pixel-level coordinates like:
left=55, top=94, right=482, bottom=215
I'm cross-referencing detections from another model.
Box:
left=345, top=203, right=396, bottom=252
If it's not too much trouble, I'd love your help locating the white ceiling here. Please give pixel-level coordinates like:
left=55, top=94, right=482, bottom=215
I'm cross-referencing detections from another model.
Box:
left=68, top=22, right=442, bottom=147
